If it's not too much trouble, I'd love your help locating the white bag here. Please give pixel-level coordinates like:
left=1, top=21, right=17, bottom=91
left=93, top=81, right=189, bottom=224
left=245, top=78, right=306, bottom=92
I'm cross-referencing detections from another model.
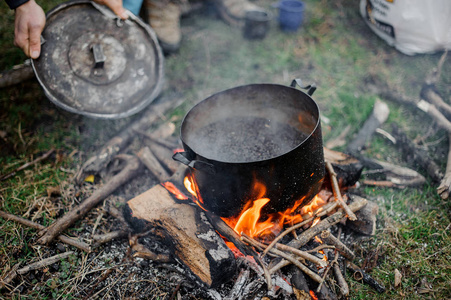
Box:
left=360, top=0, right=451, bottom=55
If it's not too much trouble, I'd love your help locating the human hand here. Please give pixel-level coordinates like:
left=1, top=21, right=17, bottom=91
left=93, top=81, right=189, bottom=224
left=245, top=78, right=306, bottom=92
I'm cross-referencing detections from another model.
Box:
left=14, top=0, right=46, bottom=59
left=93, top=0, right=128, bottom=19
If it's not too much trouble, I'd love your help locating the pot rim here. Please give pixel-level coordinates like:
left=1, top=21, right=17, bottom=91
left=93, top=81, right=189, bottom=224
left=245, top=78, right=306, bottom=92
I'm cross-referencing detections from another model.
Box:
left=179, top=82, right=322, bottom=164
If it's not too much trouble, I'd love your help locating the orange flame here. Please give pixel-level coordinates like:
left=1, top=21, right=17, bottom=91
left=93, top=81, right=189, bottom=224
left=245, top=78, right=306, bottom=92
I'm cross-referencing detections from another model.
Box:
left=310, top=290, right=319, bottom=300
left=183, top=174, right=329, bottom=240
left=161, top=182, right=188, bottom=200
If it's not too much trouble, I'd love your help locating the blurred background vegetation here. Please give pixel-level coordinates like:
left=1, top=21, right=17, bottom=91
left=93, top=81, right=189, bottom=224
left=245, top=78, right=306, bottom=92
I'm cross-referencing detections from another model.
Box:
left=1, top=0, right=450, bottom=299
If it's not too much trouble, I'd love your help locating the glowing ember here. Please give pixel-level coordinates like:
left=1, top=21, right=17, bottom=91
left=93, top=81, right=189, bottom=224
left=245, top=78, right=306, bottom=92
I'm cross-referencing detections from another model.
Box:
left=309, top=290, right=319, bottom=300
left=161, top=182, right=188, bottom=200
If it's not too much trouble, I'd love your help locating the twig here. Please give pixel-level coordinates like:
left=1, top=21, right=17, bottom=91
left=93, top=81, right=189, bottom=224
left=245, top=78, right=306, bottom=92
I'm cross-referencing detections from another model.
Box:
left=326, top=162, right=357, bottom=221
left=92, top=230, right=128, bottom=247
left=333, top=262, right=349, bottom=297
left=241, top=234, right=323, bottom=284
left=287, top=196, right=367, bottom=249
left=17, top=251, right=74, bottom=275
left=37, top=154, right=141, bottom=245
left=320, top=230, right=355, bottom=261
left=0, top=149, right=54, bottom=181
left=0, top=263, right=21, bottom=289
left=274, top=243, right=327, bottom=267
left=0, top=210, right=91, bottom=252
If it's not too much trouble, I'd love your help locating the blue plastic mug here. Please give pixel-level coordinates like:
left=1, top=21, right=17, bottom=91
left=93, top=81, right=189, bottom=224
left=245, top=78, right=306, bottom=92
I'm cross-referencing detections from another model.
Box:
left=275, top=0, right=305, bottom=32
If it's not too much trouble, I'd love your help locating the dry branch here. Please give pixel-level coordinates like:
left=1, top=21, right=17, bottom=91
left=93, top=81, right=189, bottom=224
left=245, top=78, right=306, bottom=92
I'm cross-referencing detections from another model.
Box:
left=346, top=99, right=390, bottom=154
left=0, top=210, right=90, bottom=252
left=16, top=251, right=74, bottom=275
left=0, top=149, right=54, bottom=181
left=92, top=230, right=128, bottom=246
left=361, top=158, right=426, bottom=188
left=333, top=262, right=349, bottom=297
left=320, top=231, right=355, bottom=261
left=0, top=62, right=34, bottom=88
left=262, top=201, right=339, bottom=256
left=136, top=146, right=171, bottom=181
left=371, top=78, right=451, bottom=133
left=37, top=154, right=141, bottom=245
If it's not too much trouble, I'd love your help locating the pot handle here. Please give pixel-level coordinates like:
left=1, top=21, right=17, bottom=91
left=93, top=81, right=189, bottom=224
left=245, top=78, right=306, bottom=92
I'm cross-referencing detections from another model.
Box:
left=172, top=152, right=216, bottom=174
left=290, top=78, right=317, bottom=96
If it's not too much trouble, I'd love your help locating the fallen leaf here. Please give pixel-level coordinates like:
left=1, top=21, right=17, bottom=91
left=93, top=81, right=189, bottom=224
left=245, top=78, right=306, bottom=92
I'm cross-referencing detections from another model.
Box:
left=394, top=268, right=402, bottom=287
left=84, top=174, right=95, bottom=183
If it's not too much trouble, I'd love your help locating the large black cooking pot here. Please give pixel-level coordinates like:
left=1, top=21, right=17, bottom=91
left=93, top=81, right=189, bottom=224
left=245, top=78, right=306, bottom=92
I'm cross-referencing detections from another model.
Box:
left=173, top=80, right=325, bottom=218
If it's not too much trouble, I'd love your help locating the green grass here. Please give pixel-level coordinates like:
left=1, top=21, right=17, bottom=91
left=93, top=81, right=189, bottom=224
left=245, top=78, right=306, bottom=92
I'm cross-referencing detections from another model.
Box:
left=1, top=0, right=451, bottom=298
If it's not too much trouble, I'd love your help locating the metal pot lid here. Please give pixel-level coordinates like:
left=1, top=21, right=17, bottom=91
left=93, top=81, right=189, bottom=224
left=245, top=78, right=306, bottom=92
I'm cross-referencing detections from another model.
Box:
left=32, top=0, right=164, bottom=119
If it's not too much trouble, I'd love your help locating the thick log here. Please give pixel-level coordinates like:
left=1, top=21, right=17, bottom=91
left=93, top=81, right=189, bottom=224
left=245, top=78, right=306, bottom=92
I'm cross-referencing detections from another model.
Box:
left=124, top=184, right=236, bottom=288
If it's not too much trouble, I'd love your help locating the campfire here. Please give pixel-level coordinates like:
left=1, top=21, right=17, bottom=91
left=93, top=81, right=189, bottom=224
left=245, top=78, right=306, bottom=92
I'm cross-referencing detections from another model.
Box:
left=123, top=143, right=385, bottom=299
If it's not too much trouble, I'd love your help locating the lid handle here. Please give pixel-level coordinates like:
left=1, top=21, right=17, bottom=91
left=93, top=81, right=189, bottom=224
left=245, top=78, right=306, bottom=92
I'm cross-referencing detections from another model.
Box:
left=91, top=44, right=106, bottom=69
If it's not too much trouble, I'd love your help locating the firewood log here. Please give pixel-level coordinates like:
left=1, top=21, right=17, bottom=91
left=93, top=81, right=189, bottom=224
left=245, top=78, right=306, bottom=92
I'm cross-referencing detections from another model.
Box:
left=124, top=184, right=236, bottom=288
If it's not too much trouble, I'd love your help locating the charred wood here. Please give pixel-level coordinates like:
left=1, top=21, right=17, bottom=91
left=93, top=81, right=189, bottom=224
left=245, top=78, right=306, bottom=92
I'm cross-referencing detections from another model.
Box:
left=125, top=184, right=236, bottom=288
left=347, top=261, right=386, bottom=293
left=323, top=148, right=363, bottom=189
left=391, top=124, right=443, bottom=183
